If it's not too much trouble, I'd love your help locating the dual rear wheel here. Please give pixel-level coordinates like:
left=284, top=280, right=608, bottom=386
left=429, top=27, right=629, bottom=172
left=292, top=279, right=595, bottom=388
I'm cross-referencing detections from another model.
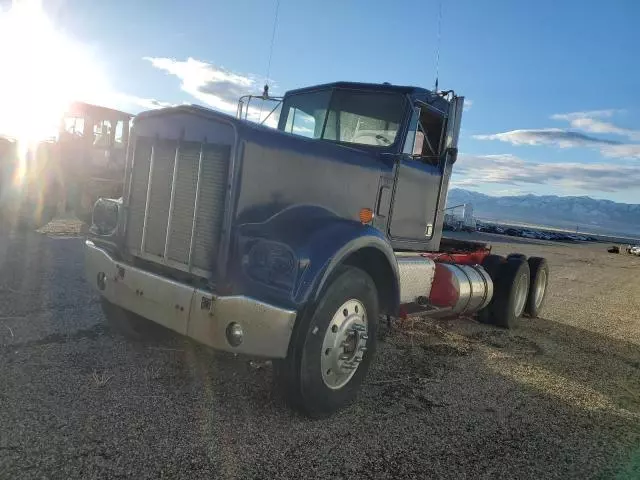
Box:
left=478, top=254, right=549, bottom=328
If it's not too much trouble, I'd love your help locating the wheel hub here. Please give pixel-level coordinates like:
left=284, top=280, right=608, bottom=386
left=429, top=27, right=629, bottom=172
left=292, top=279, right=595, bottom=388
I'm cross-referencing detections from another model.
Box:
left=321, top=299, right=368, bottom=390
left=534, top=269, right=547, bottom=309
left=514, top=272, right=530, bottom=318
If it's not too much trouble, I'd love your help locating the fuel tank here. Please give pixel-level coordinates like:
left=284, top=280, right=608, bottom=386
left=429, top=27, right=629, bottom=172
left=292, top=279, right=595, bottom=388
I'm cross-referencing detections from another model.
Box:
left=428, top=263, right=493, bottom=314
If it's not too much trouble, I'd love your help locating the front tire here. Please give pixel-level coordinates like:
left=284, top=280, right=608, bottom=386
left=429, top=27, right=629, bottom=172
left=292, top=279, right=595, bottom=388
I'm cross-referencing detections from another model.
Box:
left=274, top=266, right=379, bottom=418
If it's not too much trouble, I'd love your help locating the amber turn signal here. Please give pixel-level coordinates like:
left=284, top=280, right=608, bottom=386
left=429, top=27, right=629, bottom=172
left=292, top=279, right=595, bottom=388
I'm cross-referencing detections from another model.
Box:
left=359, top=208, right=374, bottom=224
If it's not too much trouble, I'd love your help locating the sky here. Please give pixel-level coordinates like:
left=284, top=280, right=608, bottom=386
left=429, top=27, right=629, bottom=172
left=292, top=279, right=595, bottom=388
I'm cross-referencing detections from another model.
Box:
left=2, top=0, right=640, bottom=203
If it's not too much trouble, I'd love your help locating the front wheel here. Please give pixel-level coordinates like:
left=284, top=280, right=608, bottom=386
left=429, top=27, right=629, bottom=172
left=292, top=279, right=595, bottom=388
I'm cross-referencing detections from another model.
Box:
left=274, top=266, right=379, bottom=418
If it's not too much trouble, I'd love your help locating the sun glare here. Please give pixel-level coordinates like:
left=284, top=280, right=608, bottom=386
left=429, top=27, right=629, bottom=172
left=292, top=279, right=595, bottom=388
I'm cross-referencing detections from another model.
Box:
left=0, top=0, right=110, bottom=145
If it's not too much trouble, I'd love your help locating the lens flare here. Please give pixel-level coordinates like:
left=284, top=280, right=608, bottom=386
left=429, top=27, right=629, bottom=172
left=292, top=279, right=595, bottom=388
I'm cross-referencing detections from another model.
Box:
left=0, top=0, right=112, bottom=225
left=0, top=0, right=110, bottom=145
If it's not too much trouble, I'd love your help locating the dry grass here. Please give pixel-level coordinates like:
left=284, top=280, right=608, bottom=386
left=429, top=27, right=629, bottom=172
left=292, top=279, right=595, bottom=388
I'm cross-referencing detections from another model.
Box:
left=37, top=215, right=88, bottom=237
left=91, top=370, right=114, bottom=387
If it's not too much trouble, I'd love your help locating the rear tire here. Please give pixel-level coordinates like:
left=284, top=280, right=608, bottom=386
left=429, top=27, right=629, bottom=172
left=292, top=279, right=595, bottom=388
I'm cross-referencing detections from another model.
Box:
left=524, top=257, right=549, bottom=318
left=274, top=266, right=379, bottom=418
left=490, top=258, right=530, bottom=329
left=477, top=254, right=505, bottom=325
left=100, top=299, right=160, bottom=340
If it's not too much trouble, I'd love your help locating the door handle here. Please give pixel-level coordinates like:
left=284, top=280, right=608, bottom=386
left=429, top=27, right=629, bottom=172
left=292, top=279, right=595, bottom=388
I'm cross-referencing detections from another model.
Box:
left=376, top=185, right=391, bottom=217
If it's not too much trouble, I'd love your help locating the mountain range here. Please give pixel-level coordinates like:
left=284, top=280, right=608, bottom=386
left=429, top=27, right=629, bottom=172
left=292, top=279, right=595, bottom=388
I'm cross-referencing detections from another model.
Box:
left=446, top=188, right=640, bottom=237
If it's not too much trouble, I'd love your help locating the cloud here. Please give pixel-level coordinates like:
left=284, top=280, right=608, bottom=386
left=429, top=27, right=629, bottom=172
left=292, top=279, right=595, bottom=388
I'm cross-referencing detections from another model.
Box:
left=144, top=56, right=280, bottom=126
left=474, top=108, right=640, bottom=159
left=463, top=99, right=473, bottom=111
left=454, top=153, right=640, bottom=192
left=133, top=97, right=176, bottom=110
left=114, top=93, right=176, bottom=111
left=474, top=127, right=640, bottom=159
left=292, top=125, right=314, bottom=136
left=600, top=144, right=640, bottom=159
left=552, top=109, right=640, bottom=141
left=473, top=129, right=620, bottom=148
left=144, top=57, right=267, bottom=115
left=551, top=109, right=619, bottom=121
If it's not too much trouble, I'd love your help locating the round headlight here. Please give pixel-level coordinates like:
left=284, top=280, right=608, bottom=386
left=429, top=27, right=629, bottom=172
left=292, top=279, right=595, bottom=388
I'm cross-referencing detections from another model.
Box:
left=246, top=240, right=296, bottom=289
left=92, top=198, right=120, bottom=235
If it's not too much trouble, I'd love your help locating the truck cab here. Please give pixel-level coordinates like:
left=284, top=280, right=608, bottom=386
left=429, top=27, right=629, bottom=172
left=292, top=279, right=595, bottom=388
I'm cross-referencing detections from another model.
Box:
left=86, top=81, right=549, bottom=417
left=274, top=82, right=459, bottom=252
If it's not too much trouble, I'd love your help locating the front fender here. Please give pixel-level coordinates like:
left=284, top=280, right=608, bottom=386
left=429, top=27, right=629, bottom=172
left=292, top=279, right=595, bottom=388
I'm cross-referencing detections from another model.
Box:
left=296, top=222, right=399, bottom=308
left=234, top=205, right=400, bottom=313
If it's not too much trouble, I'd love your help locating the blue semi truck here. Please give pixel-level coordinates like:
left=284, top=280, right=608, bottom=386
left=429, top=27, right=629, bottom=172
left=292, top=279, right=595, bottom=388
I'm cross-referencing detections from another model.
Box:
left=85, top=81, right=550, bottom=417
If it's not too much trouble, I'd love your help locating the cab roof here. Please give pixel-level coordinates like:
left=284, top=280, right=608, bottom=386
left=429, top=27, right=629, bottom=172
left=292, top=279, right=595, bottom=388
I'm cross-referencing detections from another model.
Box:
left=284, top=81, right=451, bottom=112
left=65, top=102, right=133, bottom=121
left=285, top=81, right=433, bottom=96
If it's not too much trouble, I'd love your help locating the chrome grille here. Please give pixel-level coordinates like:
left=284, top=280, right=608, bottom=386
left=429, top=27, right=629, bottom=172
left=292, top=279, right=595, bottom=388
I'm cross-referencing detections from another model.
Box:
left=126, top=136, right=230, bottom=275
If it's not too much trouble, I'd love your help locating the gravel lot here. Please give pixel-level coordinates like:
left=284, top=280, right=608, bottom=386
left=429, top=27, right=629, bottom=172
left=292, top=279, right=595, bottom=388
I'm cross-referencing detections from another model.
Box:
left=1, top=224, right=639, bottom=479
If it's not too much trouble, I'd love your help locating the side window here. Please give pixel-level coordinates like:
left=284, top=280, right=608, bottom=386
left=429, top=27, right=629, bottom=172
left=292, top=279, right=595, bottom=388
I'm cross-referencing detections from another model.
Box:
left=114, top=120, right=124, bottom=147
left=403, top=108, right=419, bottom=155
left=404, top=105, right=445, bottom=166
left=284, top=108, right=316, bottom=138
left=93, top=120, right=109, bottom=147
left=419, top=108, right=445, bottom=161
left=63, top=117, right=84, bottom=136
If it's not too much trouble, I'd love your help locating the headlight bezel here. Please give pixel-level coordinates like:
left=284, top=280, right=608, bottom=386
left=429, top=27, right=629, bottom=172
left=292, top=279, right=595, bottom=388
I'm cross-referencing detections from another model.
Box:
left=91, top=197, right=121, bottom=236
left=241, top=239, right=298, bottom=292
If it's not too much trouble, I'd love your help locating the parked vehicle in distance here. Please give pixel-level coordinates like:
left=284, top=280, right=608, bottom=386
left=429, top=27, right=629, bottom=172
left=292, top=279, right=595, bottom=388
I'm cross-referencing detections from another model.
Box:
left=0, top=103, right=132, bottom=229
left=85, top=81, right=550, bottom=417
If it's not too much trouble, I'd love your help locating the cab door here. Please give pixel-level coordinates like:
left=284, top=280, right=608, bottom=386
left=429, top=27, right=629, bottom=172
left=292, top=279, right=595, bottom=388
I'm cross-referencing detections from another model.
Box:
left=388, top=96, right=464, bottom=246
left=387, top=152, right=442, bottom=242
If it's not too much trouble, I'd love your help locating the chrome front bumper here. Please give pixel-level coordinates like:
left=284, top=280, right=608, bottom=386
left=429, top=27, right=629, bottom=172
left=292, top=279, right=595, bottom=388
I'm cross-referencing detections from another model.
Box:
left=85, top=241, right=297, bottom=358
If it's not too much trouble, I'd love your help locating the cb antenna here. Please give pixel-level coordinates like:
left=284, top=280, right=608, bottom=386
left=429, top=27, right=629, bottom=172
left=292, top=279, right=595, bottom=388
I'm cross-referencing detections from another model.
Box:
left=263, top=0, right=281, bottom=98
left=434, top=0, right=443, bottom=93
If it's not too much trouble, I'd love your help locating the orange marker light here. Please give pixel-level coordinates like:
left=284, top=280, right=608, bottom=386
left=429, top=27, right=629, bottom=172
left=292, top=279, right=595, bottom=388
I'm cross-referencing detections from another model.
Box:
left=359, top=208, right=374, bottom=224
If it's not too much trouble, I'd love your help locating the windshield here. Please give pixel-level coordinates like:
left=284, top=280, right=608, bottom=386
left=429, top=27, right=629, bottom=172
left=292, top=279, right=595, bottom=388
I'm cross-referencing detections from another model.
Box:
left=279, top=89, right=406, bottom=147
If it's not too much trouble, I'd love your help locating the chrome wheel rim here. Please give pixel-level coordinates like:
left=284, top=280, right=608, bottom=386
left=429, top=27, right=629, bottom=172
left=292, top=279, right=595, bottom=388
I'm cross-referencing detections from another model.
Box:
left=321, top=299, right=368, bottom=390
left=534, top=269, right=547, bottom=309
left=514, top=272, right=530, bottom=318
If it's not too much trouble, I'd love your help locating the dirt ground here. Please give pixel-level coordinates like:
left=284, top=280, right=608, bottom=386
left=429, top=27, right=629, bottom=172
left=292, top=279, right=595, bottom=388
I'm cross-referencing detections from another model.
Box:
left=0, top=224, right=639, bottom=479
